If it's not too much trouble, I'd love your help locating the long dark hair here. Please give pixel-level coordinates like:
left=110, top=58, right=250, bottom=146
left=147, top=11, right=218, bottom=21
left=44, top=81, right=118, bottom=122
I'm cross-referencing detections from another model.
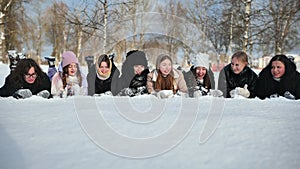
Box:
left=97, top=54, right=111, bottom=69
left=191, top=66, right=212, bottom=89
left=10, top=58, right=45, bottom=88
left=266, top=54, right=297, bottom=78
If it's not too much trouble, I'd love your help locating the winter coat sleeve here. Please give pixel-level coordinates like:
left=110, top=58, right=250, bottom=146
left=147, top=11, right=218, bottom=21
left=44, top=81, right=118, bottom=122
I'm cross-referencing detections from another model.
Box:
left=174, top=69, right=188, bottom=93
left=87, top=65, right=96, bottom=96
left=218, top=67, right=227, bottom=97
left=51, top=72, right=64, bottom=96
left=147, top=72, right=155, bottom=94
left=81, top=73, right=88, bottom=96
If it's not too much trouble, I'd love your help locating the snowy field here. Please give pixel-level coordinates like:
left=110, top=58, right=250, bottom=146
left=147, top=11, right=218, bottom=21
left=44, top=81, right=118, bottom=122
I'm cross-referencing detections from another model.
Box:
left=0, top=63, right=300, bottom=169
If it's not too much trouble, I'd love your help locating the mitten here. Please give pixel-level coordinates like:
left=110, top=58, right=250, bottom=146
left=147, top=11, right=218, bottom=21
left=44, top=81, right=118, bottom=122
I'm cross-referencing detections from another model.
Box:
left=37, top=90, right=50, bottom=98
left=284, top=91, right=295, bottom=100
left=103, top=91, right=113, bottom=96
left=157, top=90, right=173, bottom=99
left=237, top=84, right=250, bottom=98
left=136, top=86, right=147, bottom=95
left=210, top=89, right=223, bottom=97
left=193, top=90, right=202, bottom=98
left=13, top=89, right=32, bottom=99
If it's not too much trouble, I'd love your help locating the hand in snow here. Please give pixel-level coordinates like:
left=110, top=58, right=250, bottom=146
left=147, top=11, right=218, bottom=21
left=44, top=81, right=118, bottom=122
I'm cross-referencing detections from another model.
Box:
left=13, top=89, right=32, bottom=99
left=156, top=90, right=173, bottom=99
left=284, top=91, right=295, bottom=100
left=209, top=89, right=223, bottom=97
left=193, top=90, right=202, bottom=98
left=230, top=84, right=250, bottom=98
left=37, top=90, right=50, bottom=99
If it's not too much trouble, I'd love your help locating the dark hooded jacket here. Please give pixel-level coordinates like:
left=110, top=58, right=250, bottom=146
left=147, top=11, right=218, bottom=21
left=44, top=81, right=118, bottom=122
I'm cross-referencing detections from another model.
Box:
left=218, top=64, right=257, bottom=98
left=255, top=55, right=300, bottom=99
left=116, top=50, right=149, bottom=96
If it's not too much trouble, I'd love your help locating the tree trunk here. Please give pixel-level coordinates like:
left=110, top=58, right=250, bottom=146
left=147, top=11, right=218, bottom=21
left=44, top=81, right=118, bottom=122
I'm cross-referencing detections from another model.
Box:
left=243, top=0, right=251, bottom=59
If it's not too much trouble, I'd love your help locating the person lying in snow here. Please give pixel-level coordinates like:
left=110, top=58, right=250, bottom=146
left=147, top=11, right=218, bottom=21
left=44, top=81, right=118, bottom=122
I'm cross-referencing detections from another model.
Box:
left=116, top=50, right=149, bottom=97
left=51, top=51, right=87, bottom=98
left=86, top=54, right=120, bottom=96
left=255, top=54, right=300, bottom=100
left=147, top=54, right=188, bottom=98
left=0, top=58, right=51, bottom=99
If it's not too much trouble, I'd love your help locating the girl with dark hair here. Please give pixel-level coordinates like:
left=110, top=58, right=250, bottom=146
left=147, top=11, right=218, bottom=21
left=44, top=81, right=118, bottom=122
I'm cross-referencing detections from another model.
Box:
left=116, top=50, right=150, bottom=96
left=87, top=54, right=120, bottom=96
left=0, top=58, right=51, bottom=99
left=51, top=51, right=87, bottom=97
left=147, top=54, right=187, bottom=98
left=183, top=53, right=215, bottom=97
left=255, top=54, right=300, bottom=99
left=218, top=51, right=257, bottom=98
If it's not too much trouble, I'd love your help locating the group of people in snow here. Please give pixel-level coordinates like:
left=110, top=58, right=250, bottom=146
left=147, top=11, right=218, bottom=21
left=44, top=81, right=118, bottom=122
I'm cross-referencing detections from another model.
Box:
left=0, top=50, right=299, bottom=100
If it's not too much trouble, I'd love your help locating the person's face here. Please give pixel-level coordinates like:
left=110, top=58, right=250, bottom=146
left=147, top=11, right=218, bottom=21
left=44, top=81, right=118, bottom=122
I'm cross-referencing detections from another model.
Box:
left=99, top=61, right=109, bottom=74
left=231, top=57, right=247, bottom=74
left=159, top=59, right=172, bottom=76
left=195, top=66, right=207, bottom=79
left=133, top=65, right=145, bottom=75
left=271, top=60, right=285, bottom=78
left=24, top=67, right=37, bottom=84
left=68, top=63, right=78, bottom=76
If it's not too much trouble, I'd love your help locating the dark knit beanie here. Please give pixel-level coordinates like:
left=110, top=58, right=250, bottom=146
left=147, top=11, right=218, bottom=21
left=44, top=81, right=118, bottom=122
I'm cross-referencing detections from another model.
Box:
left=126, top=50, right=148, bottom=67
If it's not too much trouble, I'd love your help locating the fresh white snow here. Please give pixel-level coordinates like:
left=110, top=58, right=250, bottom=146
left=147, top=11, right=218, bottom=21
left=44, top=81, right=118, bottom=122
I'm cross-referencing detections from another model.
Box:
left=0, top=63, right=299, bottom=169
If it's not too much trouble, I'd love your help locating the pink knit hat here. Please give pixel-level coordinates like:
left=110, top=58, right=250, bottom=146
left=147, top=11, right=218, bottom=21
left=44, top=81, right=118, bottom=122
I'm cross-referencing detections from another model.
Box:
left=62, top=51, right=78, bottom=68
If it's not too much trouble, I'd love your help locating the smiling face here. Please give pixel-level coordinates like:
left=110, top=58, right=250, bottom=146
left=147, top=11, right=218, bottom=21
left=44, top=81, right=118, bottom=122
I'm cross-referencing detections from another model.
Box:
left=99, top=61, right=110, bottom=74
left=231, top=57, right=247, bottom=74
left=67, top=63, right=78, bottom=76
left=271, top=60, right=285, bottom=79
left=159, top=58, right=172, bottom=76
left=24, top=67, right=37, bottom=84
left=195, top=66, right=207, bottom=80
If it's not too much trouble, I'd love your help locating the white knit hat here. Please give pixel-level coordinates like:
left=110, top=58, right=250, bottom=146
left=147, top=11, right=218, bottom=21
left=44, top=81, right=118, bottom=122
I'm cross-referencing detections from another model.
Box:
left=192, top=53, right=209, bottom=69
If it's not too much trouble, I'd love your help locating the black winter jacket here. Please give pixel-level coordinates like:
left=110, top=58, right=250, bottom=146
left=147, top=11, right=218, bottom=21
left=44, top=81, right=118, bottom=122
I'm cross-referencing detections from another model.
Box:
left=0, top=72, right=51, bottom=97
left=218, top=64, right=257, bottom=98
left=255, top=56, right=300, bottom=99
left=129, top=69, right=150, bottom=90
left=87, top=63, right=120, bottom=96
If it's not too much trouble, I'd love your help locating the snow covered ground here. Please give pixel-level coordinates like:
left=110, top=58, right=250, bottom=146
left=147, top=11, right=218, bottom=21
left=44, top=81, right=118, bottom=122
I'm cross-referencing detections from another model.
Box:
left=0, top=63, right=300, bottom=169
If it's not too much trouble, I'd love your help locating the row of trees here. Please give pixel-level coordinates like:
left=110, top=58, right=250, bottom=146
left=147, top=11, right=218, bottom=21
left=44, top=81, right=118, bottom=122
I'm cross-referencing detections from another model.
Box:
left=1, top=0, right=299, bottom=66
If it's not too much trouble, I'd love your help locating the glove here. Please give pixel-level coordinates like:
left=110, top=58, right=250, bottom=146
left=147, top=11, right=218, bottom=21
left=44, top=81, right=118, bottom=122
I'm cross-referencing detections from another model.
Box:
left=124, top=88, right=135, bottom=97
left=238, top=84, right=250, bottom=98
left=13, top=89, right=32, bottom=99
left=156, top=90, right=173, bottom=99
left=230, top=84, right=250, bottom=98
left=193, top=90, right=202, bottom=98
left=37, top=90, right=50, bottom=98
left=209, top=89, right=223, bottom=97
left=136, top=86, right=147, bottom=95
left=284, top=91, right=295, bottom=100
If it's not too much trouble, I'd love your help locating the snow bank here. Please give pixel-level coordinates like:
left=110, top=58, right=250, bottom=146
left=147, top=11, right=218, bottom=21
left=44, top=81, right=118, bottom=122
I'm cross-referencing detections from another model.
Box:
left=0, top=63, right=299, bottom=169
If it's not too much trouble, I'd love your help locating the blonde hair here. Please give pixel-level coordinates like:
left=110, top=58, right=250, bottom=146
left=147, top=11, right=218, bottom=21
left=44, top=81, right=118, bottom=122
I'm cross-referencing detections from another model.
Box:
left=231, top=51, right=248, bottom=64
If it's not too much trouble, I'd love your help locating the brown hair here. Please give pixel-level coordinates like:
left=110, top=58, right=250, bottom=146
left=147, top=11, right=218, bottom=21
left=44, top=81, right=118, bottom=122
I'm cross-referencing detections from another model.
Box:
left=62, top=63, right=82, bottom=88
left=154, top=54, right=176, bottom=93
